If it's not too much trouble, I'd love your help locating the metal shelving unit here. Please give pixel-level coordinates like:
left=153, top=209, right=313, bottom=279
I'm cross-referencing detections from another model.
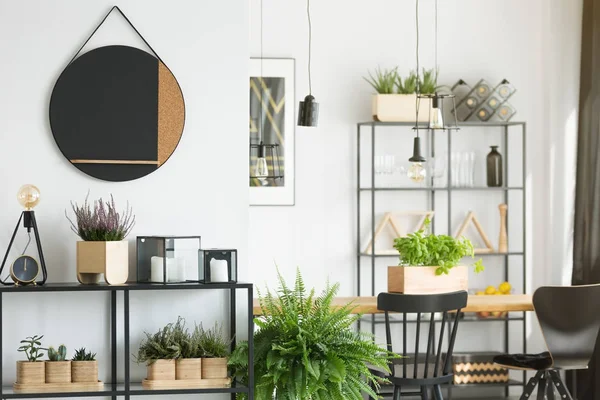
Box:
left=0, top=282, right=254, bottom=400
left=357, top=121, right=527, bottom=398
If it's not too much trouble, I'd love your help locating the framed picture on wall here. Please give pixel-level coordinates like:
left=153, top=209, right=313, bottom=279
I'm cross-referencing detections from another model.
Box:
left=249, top=58, right=295, bottom=206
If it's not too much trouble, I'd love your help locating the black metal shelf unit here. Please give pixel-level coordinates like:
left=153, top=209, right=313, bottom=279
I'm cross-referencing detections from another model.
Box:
left=356, top=121, right=527, bottom=397
left=0, top=282, right=254, bottom=400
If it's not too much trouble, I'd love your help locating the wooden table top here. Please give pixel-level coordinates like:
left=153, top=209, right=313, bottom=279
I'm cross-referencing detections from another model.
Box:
left=253, top=294, right=534, bottom=315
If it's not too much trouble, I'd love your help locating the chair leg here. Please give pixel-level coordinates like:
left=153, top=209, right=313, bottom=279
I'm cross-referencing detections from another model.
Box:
left=548, top=370, right=573, bottom=400
left=420, top=386, right=429, bottom=400
left=433, top=385, right=443, bottom=400
left=537, top=372, right=548, bottom=400
left=520, top=371, right=544, bottom=400
left=393, top=385, right=402, bottom=400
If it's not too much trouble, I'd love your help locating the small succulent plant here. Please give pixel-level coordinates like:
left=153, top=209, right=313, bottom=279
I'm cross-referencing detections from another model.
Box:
left=18, top=335, right=45, bottom=362
left=48, top=345, right=67, bottom=361
left=72, top=347, right=96, bottom=361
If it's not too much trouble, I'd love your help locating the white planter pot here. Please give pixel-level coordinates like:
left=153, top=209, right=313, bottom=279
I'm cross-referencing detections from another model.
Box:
left=372, top=94, right=431, bottom=123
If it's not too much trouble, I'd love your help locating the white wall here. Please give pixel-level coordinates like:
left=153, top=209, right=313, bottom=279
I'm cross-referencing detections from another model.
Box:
left=0, top=0, right=249, bottom=397
left=249, top=0, right=582, bottom=388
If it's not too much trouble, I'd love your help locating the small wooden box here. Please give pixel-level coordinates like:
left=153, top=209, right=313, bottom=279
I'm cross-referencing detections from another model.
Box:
left=453, top=352, right=509, bottom=384
left=387, top=266, right=468, bottom=294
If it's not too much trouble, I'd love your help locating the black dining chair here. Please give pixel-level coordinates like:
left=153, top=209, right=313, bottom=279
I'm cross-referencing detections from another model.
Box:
left=493, top=284, right=600, bottom=399
left=369, top=290, right=468, bottom=400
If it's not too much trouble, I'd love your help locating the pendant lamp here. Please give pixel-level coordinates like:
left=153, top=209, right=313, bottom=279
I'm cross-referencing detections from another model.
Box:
left=298, top=0, right=319, bottom=127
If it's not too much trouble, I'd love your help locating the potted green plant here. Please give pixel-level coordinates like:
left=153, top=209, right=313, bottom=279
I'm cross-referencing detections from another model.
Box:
left=45, top=344, right=71, bottom=383
left=71, top=347, right=98, bottom=383
left=136, top=321, right=180, bottom=381
left=390, top=219, right=484, bottom=294
left=172, top=317, right=202, bottom=380
left=198, top=322, right=230, bottom=379
left=66, top=194, right=135, bottom=285
left=16, top=335, right=45, bottom=384
left=229, top=270, right=391, bottom=400
left=365, top=67, right=437, bottom=122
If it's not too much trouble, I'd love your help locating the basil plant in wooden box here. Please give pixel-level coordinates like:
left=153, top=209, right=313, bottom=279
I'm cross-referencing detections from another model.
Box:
left=66, top=194, right=135, bottom=285
left=389, top=219, right=484, bottom=294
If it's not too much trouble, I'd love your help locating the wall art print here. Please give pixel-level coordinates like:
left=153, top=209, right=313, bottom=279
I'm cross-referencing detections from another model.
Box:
left=249, top=58, right=295, bottom=206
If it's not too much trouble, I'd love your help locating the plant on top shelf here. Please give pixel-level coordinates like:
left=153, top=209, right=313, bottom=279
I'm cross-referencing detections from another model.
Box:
left=18, top=335, right=45, bottom=362
left=72, top=347, right=96, bottom=361
left=47, top=345, right=67, bottom=361
left=363, top=66, right=397, bottom=94
left=66, top=193, right=135, bottom=241
left=229, top=269, right=391, bottom=400
left=393, top=218, right=484, bottom=276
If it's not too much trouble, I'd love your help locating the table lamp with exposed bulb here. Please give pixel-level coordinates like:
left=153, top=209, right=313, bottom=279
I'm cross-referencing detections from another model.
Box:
left=0, top=185, right=47, bottom=285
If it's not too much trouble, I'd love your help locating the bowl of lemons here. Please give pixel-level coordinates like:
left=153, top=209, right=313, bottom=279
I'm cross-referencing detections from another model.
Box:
left=474, top=281, right=512, bottom=319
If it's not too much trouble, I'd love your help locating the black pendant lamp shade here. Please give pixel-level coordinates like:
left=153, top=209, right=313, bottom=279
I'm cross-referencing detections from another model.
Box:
left=408, top=137, right=426, bottom=162
left=258, top=141, right=266, bottom=158
left=298, top=95, right=319, bottom=127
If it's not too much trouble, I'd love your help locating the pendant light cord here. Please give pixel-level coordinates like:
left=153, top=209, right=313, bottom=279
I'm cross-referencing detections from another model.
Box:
left=415, top=0, right=420, bottom=137
left=307, top=0, right=313, bottom=95
left=259, top=0, right=264, bottom=144
left=435, top=0, right=438, bottom=77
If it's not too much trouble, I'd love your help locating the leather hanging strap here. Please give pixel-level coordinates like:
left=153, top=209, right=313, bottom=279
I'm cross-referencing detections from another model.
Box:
left=68, top=5, right=164, bottom=65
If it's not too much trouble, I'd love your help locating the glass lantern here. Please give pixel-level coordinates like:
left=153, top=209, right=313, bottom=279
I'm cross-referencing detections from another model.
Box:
left=199, top=249, right=238, bottom=283
left=136, top=236, right=201, bottom=283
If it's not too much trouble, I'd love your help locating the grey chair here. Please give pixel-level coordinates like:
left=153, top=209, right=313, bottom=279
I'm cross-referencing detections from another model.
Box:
left=493, top=284, right=600, bottom=399
left=369, top=291, right=468, bottom=399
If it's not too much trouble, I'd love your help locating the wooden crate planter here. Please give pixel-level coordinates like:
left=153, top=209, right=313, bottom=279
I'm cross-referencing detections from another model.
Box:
left=201, top=358, right=228, bottom=379
left=175, top=359, right=202, bottom=380
left=16, top=361, right=45, bottom=384
left=372, top=94, right=430, bottom=122
left=453, top=352, right=509, bottom=384
left=72, top=361, right=98, bottom=383
left=388, top=266, right=468, bottom=294
left=77, top=241, right=129, bottom=285
left=142, top=377, right=231, bottom=390
left=45, top=361, right=71, bottom=384
left=147, top=359, right=176, bottom=381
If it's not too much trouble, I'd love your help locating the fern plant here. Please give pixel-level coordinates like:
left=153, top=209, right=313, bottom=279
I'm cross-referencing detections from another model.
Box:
left=72, top=347, right=96, bottom=361
left=229, top=269, right=391, bottom=400
left=393, top=218, right=484, bottom=275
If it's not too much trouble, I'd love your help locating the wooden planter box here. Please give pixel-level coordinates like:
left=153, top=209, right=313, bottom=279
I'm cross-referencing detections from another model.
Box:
left=77, top=241, right=129, bottom=285
left=201, top=358, right=228, bottom=379
left=16, top=361, right=45, bottom=384
left=72, top=361, right=98, bottom=383
left=372, top=94, right=431, bottom=122
left=388, top=265, right=468, bottom=294
left=45, top=361, right=71, bottom=384
left=176, top=358, right=202, bottom=380
left=147, top=359, right=176, bottom=381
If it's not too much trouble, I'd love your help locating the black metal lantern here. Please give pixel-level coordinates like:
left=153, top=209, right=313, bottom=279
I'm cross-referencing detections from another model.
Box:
left=199, top=249, right=238, bottom=284
left=136, top=236, right=201, bottom=283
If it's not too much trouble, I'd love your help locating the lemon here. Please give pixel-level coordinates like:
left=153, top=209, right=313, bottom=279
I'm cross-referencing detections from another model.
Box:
left=476, top=291, right=485, bottom=296
left=485, top=286, right=497, bottom=295
left=499, top=282, right=512, bottom=294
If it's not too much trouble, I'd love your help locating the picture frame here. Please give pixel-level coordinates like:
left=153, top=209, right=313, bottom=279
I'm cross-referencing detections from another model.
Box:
left=249, top=58, right=295, bottom=206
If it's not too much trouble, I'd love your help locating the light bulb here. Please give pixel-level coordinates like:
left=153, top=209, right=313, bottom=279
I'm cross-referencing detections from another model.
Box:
left=17, top=184, right=41, bottom=210
left=255, top=157, right=268, bottom=179
left=430, top=95, right=444, bottom=129
left=408, top=163, right=427, bottom=183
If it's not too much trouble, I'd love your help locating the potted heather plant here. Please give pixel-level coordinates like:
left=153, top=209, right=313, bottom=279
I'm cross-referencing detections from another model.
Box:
left=71, top=347, right=98, bottom=383
left=66, top=194, right=135, bottom=285
left=197, top=322, right=230, bottom=379
left=365, top=67, right=437, bottom=122
left=135, top=321, right=180, bottom=381
left=16, top=335, right=45, bottom=384
left=172, top=317, right=202, bottom=380
left=389, top=218, right=484, bottom=294
left=45, top=344, right=70, bottom=383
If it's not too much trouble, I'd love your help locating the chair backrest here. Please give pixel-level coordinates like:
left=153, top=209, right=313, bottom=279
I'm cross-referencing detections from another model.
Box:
left=533, top=284, right=600, bottom=369
left=377, top=291, right=468, bottom=379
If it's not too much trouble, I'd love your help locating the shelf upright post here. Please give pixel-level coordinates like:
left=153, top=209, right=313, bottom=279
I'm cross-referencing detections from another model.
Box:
left=447, top=125, right=452, bottom=237
left=357, top=123, right=361, bottom=333
left=431, top=128, right=436, bottom=233
left=230, top=288, right=237, bottom=400
left=371, top=122, right=376, bottom=336
left=111, top=290, right=117, bottom=398
left=0, top=292, right=2, bottom=398
left=124, top=289, right=130, bottom=399
left=503, top=124, right=510, bottom=398
left=247, top=286, right=255, bottom=400
left=522, top=122, right=528, bottom=391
